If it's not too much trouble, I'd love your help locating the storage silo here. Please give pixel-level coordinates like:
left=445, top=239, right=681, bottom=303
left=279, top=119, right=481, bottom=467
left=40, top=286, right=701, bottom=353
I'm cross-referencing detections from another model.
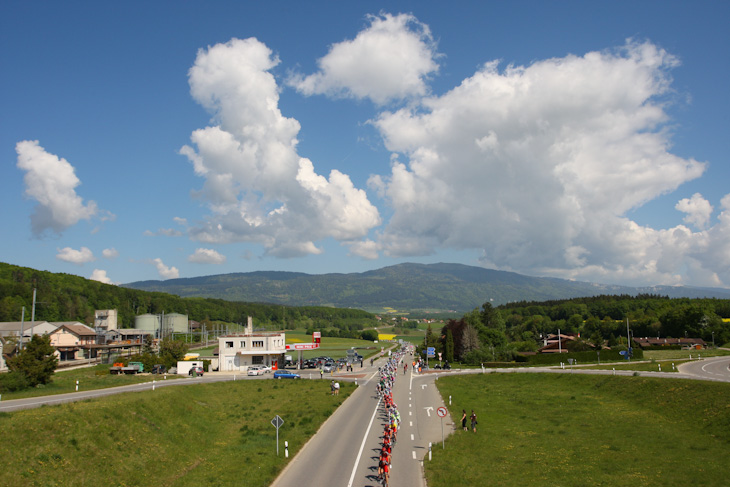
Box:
left=166, top=313, right=189, bottom=334
left=134, top=314, right=160, bottom=335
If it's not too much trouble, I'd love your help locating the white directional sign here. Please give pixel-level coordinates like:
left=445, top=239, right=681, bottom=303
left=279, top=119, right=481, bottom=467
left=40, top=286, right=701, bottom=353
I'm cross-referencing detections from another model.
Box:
left=437, top=407, right=447, bottom=418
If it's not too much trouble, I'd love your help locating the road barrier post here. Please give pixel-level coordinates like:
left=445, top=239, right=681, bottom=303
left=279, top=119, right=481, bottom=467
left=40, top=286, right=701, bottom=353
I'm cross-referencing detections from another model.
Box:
left=429, top=442, right=432, bottom=461
left=75, top=380, right=79, bottom=392
left=285, top=441, right=289, bottom=458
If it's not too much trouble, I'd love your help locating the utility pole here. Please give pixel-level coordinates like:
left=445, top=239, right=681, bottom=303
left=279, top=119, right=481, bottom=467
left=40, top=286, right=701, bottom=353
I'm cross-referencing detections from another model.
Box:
left=558, top=328, right=562, bottom=354
left=626, top=318, right=631, bottom=361
left=19, top=306, right=26, bottom=350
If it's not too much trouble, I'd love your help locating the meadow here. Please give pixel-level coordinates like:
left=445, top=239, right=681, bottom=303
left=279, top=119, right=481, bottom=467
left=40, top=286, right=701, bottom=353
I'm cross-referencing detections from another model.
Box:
left=0, top=379, right=354, bottom=487
left=429, top=373, right=729, bottom=487
left=0, top=364, right=176, bottom=401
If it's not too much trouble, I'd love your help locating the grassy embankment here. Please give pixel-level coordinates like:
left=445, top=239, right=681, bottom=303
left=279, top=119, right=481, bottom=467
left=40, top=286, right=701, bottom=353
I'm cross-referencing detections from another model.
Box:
left=0, top=364, right=178, bottom=401
left=428, top=373, right=730, bottom=487
left=0, top=379, right=353, bottom=487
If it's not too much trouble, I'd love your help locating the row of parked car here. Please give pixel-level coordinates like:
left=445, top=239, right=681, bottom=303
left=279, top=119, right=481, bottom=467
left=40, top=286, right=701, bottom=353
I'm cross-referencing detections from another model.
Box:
left=299, top=354, right=363, bottom=370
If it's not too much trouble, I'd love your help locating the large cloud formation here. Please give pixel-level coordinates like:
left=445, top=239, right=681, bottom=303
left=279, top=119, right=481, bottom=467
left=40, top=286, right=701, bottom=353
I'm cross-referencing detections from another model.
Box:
left=179, top=15, right=729, bottom=288
left=16, top=140, right=99, bottom=237
left=366, top=40, right=729, bottom=286
left=180, top=38, right=381, bottom=257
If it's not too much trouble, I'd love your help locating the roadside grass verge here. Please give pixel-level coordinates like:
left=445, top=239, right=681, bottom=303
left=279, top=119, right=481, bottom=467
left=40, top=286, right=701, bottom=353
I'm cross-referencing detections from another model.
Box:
left=1, top=364, right=180, bottom=401
left=643, top=348, right=730, bottom=360
left=429, top=373, right=729, bottom=487
left=0, top=379, right=353, bottom=487
left=580, top=360, right=690, bottom=372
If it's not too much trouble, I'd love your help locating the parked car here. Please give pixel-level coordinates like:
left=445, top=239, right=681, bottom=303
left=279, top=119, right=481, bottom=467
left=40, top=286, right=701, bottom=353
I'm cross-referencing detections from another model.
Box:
left=260, top=365, right=273, bottom=374
left=151, top=364, right=167, bottom=374
left=274, top=370, right=301, bottom=379
left=247, top=365, right=264, bottom=376
left=188, top=366, right=204, bottom=377
left=322, top=362, right=335, bottom=373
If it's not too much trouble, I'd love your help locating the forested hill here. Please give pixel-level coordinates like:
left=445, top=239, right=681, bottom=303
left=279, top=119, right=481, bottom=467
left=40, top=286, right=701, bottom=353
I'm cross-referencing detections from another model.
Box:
left=0, top=262, right=376, bottom=328
left=124, top=262, right=730, bottom=313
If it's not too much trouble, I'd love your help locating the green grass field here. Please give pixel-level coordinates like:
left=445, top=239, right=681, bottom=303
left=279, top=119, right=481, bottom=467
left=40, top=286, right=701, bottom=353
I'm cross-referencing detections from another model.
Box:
left=284, top=330, right=381, bottom=360
left=0, top=379, right=354, bottom=487
left=643, top=348, right=730, bottom=360
left=580, top=360, right=687, bottom=372
left=429, top=373, right=729, bottom=487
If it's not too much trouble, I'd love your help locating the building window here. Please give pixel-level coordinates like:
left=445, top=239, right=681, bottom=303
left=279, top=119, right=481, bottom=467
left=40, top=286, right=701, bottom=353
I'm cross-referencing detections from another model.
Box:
left=253, top=340, right=264, bottom=348
left=225, top=341, right=233, bottom=348
left=252, top=356, right=264, bottom=364
left=239, top=340, right=246, bottom=348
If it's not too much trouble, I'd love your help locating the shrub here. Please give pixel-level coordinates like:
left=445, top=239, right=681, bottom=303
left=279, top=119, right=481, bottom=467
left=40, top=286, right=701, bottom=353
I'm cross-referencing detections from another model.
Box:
left=0, top=370, right=30, bottom=392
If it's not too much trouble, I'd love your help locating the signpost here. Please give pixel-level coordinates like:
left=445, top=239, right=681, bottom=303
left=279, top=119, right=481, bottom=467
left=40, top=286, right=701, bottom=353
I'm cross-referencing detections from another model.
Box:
left=271, top=415, right=284, bottom=455
left=437, top=406, right=447, bottom=448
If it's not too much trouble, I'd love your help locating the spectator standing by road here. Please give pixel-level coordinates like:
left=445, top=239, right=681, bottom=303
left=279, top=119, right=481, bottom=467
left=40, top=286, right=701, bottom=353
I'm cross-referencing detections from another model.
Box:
left=461, top=410, right=467, bottom=431
left=331, top=380, right=335, bottom=395
left=470, top=410, right=477, bottom=432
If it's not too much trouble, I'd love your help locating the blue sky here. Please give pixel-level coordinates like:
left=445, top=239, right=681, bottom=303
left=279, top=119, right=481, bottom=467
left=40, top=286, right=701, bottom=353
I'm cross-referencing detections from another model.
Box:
left=2, top=1, right=728, bottom=289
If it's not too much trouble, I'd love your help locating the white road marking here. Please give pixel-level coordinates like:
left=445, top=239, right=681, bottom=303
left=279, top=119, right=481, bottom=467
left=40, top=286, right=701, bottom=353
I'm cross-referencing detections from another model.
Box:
left=412, top=451, right=416, bottom=459
left=424, top=406, right=433, bottom=417
left=411, top=434, right=414, bottom=441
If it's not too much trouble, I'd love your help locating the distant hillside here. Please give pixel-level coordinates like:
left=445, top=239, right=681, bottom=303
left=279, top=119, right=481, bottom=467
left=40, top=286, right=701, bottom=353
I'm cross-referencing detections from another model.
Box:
left=124, top=262, right=730, bottom=313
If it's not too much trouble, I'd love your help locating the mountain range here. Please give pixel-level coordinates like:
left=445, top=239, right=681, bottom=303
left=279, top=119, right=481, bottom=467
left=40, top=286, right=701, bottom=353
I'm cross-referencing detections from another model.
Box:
left=123, top=263, right=730, bottom=314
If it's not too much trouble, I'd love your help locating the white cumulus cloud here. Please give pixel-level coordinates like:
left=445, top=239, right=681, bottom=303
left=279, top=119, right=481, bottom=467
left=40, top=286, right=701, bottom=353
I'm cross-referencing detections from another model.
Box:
left=288, top=12, right=440, bottom=105
left=102, top=248, right=119, bottom=259
left=152, top=258, right=179, bottom=279
left=188, top=248, right=227, bottom=264
left=90, top=269, right=114, bottom=284
left=675, top=193, right=713, bottom=230
left=16, top=140, right=99, bottom=237
left=56, top=246, right=95, bottom=265
left=180, top=37, right=380, bottom=258
left=368, top=39, right=722, bottom=286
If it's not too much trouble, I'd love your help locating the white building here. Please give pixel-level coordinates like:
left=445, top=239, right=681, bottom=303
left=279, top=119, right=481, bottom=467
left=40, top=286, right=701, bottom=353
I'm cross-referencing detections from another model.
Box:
left=217, top=317, right=286, bottom=373
left=94, top=309, right=118, bottom=332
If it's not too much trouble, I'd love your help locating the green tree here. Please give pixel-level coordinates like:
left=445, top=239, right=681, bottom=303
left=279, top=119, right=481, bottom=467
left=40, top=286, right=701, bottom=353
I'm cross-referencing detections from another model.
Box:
left=444, top=329, right=455, bottom=363
left=360, top=329, right=378, bottom=341
left=159, top=338, right=189, bottom=369
left=7, top=334, right=58, bottom=387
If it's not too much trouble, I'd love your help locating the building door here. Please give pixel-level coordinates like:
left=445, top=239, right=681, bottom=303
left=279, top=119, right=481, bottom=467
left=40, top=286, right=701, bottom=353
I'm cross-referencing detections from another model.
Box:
left=226, top=357, right=235, bottom=371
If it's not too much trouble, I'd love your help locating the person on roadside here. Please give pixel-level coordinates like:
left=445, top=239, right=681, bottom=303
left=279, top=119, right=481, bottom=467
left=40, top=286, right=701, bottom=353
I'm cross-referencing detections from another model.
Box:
left=334, top=381, right=340, bottom=395
left=470, top=409, right=477, bottom=432
left=461, top=409, right=468, bottom=431
left=331, top=380, right=335, bottom=395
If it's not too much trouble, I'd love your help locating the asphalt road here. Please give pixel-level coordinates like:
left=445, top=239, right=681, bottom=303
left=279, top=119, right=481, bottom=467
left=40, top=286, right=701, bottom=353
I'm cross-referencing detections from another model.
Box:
left=677, top=354, right=730, bottom=381
left=271, top=355, right=452, bottom=487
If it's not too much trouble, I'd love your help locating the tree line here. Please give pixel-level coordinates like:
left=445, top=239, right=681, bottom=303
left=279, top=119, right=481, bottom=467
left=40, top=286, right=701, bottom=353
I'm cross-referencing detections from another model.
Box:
left=0, top=263, right=378, bottom=331
left=425, top=295, right=730, bottom=364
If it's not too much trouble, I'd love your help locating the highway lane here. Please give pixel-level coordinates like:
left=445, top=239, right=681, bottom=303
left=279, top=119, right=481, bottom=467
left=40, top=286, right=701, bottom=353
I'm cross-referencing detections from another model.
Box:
left=677, top=355, right=730, bottom=382
left=271, top=354, right=454, bottom=487
left=270, top=357, right=391, bottom=487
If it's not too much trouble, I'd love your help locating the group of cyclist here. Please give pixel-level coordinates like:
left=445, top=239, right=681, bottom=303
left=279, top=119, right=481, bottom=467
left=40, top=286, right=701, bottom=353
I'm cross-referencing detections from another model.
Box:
left=376, top=352, right=405, bottom=486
